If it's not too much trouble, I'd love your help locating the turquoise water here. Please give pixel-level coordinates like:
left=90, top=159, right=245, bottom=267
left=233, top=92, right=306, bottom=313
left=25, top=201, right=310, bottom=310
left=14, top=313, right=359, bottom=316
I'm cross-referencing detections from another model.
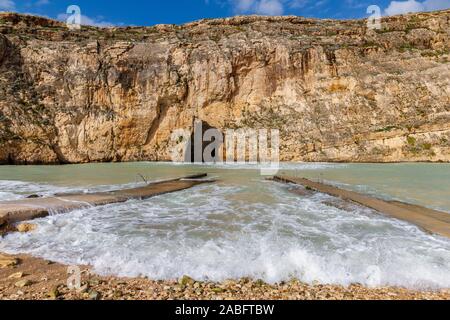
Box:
left=0, top=162, right=449, bottom=288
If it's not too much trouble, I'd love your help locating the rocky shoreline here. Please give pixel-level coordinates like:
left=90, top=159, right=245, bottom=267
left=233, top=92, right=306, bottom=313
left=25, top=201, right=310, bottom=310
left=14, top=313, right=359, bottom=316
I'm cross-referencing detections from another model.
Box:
left=0, top=253, right=448, bottom=300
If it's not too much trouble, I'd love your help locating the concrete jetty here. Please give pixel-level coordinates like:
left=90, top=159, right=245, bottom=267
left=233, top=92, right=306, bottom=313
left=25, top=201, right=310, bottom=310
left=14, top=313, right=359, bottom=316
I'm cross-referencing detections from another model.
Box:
left=272, top=175, right=450, bottom=239
left=0, top=173, right=212, bottom=226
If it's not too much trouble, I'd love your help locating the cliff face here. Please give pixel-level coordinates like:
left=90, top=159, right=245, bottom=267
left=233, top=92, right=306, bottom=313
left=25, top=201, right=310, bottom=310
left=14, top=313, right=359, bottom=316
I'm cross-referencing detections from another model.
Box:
left=0, top=11, right=449, bottom=164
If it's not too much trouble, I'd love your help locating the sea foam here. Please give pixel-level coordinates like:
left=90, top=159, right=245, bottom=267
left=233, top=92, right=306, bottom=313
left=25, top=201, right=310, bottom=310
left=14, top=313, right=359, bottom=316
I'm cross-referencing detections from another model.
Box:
left=1, top=181, right=449, bottom=289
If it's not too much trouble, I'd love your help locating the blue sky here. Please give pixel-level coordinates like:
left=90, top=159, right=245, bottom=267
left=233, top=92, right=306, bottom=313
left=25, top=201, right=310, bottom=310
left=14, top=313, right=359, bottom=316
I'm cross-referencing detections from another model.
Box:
left=1, top=0, right=449, bottom=26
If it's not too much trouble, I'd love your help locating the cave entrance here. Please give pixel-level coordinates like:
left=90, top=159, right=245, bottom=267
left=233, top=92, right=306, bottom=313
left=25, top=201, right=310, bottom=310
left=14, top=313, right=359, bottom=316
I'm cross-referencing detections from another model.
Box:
left=185, top=120, right=224, bottom=163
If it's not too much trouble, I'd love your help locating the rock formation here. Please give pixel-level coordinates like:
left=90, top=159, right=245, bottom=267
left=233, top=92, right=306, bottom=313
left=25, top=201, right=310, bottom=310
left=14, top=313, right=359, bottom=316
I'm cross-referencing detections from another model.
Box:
left=0, top=11, right=449, bottom=164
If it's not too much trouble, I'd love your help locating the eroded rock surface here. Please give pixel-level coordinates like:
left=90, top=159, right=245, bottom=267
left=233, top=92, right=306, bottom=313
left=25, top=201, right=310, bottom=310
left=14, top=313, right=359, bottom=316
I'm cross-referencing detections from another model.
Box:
left=0, top=11, right=449, bottom=164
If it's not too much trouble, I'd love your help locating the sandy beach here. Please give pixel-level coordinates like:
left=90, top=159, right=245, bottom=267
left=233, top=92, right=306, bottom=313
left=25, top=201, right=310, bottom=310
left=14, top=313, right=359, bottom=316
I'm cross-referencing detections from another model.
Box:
left=0, top=252, right=448, bottom=300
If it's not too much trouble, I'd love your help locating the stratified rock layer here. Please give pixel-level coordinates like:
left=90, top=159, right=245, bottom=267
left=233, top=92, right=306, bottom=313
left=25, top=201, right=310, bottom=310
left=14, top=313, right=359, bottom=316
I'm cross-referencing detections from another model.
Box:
left=0, top=11, right=449, bottom=164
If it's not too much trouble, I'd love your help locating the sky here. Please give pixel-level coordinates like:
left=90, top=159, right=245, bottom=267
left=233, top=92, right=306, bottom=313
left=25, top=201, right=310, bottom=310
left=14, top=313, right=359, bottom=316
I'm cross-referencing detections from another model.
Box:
left=0, top=0, right=449, bottom=26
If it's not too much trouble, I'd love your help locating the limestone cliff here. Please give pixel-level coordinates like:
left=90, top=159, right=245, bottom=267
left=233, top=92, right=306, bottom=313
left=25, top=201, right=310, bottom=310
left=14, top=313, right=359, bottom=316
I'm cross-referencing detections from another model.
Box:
left=0, top=11, right=449, bottom=164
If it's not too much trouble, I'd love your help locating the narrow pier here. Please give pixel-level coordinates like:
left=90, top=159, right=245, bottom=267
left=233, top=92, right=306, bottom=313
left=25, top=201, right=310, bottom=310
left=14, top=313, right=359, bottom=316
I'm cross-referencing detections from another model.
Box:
left=0, top=173, right=212, bottom=226
left=272, top=176, right=450, bottom=239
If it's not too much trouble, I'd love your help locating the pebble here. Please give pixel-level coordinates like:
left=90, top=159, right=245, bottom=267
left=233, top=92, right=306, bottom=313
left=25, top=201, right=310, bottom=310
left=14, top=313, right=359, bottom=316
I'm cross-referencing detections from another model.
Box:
left=1, top=258, right=448, bottom=300
left=212, top=287, right=225, bottom=293
left=88, top=290, right=100, bottom=300
left=77, top=284, right=89, bottom=294
left=15, top=279, right=32, bottom=288
left=48, top=287, right=60, bottom=299
left=8, top=272, right=24, bottom=279
left=0, top=255, right=19, bottom=268
left=179, top=275, right=194, bottom=286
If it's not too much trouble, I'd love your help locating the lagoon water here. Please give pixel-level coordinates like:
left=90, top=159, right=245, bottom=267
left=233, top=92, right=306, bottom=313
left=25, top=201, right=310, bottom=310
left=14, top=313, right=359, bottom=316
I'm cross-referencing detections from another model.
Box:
left=0, top=162, right=449, bottom=289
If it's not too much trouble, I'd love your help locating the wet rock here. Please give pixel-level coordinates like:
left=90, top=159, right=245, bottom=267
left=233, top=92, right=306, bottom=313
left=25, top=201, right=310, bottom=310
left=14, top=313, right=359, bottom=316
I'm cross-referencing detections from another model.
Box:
left=17, top=223, right=37, bottom=233
left=0, top=254, right=19, bottom=268
left=179, top=275, right=194, bottom=286
left=88, top=290, right=100, bottom=300
left=48, top=287, right=60, bottom=299
left=254, top=279, right=266, bottom=287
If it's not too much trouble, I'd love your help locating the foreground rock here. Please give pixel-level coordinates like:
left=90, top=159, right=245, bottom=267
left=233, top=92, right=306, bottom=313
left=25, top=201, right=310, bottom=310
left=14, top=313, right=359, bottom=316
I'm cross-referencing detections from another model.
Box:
left=0, top=11, right=449, bottom=164
left=0, top=253, right=448, bottom=300
left=16, top=223, right=37, bottom=233
left=0, top=254, right=19, bottom=268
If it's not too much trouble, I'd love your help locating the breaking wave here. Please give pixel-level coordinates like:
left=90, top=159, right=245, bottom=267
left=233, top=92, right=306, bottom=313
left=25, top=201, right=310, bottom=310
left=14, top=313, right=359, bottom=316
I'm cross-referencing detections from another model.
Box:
left=2, top=181, right=449, bottom=289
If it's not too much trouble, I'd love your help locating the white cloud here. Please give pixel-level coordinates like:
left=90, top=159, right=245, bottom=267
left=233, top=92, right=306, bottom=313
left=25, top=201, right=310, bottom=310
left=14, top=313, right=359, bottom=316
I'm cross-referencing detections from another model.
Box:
left=256, top=0, right=284, bottom=15
left=233, top=0, right=284, bottom=15
left=230, top=0, right=449, bottom=16
left=385, top=0, right=450, bottom=16
left=385, top=0, right=423, bottom=15
left=0, top=0, right=15, bottom=10
left=235, top=0, right=255, bottom=12
left=57, top=13, right=115, bottom=27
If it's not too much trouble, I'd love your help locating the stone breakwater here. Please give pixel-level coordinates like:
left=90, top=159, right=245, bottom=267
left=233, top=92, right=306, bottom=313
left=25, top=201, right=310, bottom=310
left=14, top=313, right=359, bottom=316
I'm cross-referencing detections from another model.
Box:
left=272, top=175, right=450, bottom=239
left=0, top=11, right=449, bottom=164
left=0, top=173, right=211, bottom=227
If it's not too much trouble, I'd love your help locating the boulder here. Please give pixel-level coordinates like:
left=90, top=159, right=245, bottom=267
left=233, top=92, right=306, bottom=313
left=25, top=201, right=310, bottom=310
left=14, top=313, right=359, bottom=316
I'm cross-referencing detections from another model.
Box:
left=17, top=223, right=37, bottom=233
left=0, top=254, right=19, bottom=268
left=15, top=279, right=32, bottom=288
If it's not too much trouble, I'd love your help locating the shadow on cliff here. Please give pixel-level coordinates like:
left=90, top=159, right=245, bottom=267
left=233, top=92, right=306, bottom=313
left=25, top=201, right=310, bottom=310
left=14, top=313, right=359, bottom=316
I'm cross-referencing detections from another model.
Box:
left=184, top=120, right=223, bottom=163
left=0, top=36, right=67, bottom=164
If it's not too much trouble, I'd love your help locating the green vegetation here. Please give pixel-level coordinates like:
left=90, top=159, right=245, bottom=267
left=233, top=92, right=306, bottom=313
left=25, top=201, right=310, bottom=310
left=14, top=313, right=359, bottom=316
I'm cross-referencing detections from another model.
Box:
left=371, top=147, right=385, bottom=155
left=405, top=17, right=421, bottom=32
left=327, top=30, right=338, bottom=36
left=422, top=143, right=432, bottom=150
left=399, top=43, right=416, bottom=52
left=421, top=49, right=450, bottom=58
left=404, top=136, right=436, bottom=156
left=405, top=24, right=419, bottom=33
left=209, top=34, right=221, bottom=42
left=407, top=136, right=417, bottom=145
left=375, top=28, right=393, bottom=34
left=362, top=41, right=379, bottom=48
